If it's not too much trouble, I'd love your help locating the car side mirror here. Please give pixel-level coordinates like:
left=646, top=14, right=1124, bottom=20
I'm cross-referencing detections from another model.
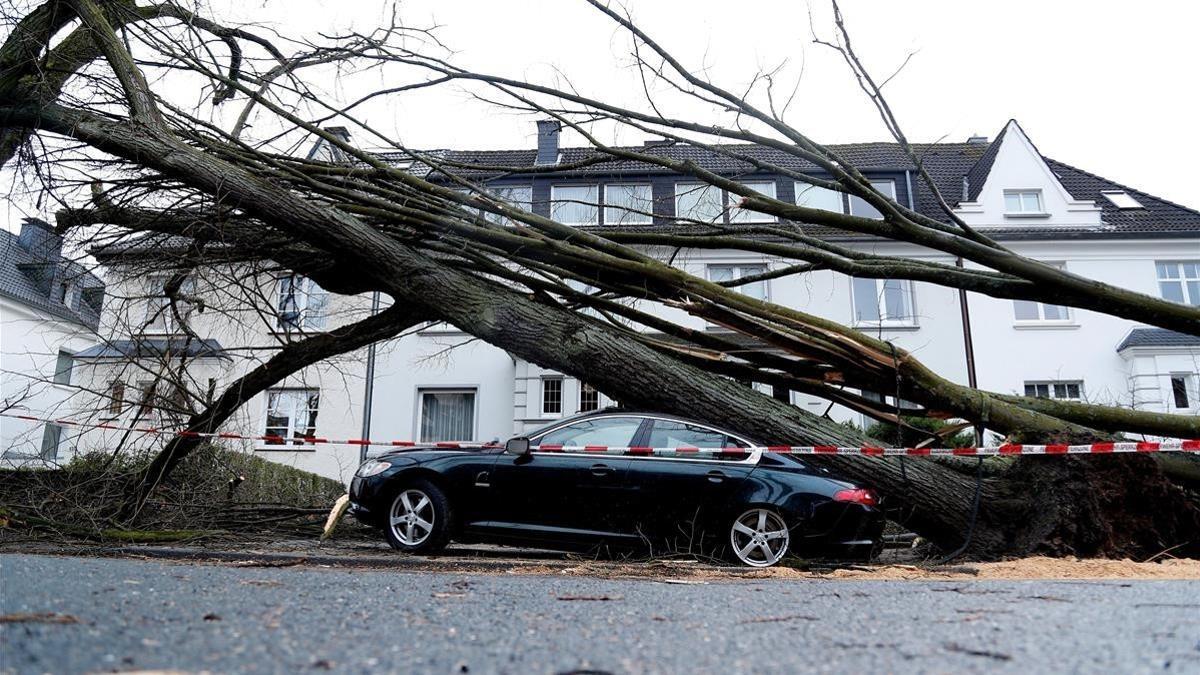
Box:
left=505, top=437, right=531, bottom=456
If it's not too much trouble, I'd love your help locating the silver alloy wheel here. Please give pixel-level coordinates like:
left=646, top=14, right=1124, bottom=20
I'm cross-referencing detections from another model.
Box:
left=389, top=489, right=435, bottom=546
left=730, top=508, right=790, bottom=567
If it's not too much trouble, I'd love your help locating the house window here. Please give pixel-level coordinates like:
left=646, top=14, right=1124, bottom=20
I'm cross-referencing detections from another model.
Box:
left=727, top=181, right=777, bottom=223
left=53, top=350, right=73, bottom=385
left=277, top=275, right=328, bottom=331
left=1024, top=381, right=1083, bottom=401
left=851, top=277, right=916, bottom=326
left=675, top=183, right=725, bottom=223
left=40, top=424, right=62, bottom=459
left=541, top=377, right=564, bottom=416
left=848, top=180, right=897, bottom=220
left=107, top=381, right=126, bottom=416
left=550, top=185, right=600, bottom=226
left=480, top=184, right=533, bottom=224
left=263, top=389, right=320, bottom=446
left=143, top=275, right=195, bottom=334
left=579, top=382, right=601, bottom=412
left=1171, top=374, right=1195, bottom=410
left=418, top=389, right=476, bottom=442
left=79, top=287, right=104, bottom=316
left=1156, top=261, right=1200, bottom=306
left=1013, top=263, right=1071, bottom=322
left=1101, top=191, right=1143, bottom=209
left=603, top=184, right=653, bottom=226
left=707, top=264, right=768, bottom=301
left=1004, top=189, right=1044, bottom=214
left=794, top=181, right=845, bottom=214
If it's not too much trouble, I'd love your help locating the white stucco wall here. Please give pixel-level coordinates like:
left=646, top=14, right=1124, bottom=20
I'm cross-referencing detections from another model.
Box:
left=0, top=298, right=96, bottom=463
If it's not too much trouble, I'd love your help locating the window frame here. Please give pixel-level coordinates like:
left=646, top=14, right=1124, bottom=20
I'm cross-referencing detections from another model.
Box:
left=40, top=423, right=62, bottom=459
left=142, top=274, right=195, bottom=335
left=674, top=182, right=726, bottom=223
left=550, top=184, right=600, bottom=226
left=260, top=387, right=321, bottom=449
left=1023, top=380, right=1084, bottom=401
left=541, top=376, right=564, bottom=417
left=578, top=382, right=602, bottom=413
left=847, top=179, right=898, bottom=220
left=849, top=276, right=918, bottom=328
left=479, top=184, right=533, bottom=225
left=1003, top=189, right=1047, bottom=217
left=602, top=183, right=654, bottom=226
left=52, top=349, right=74, bottom=385
left=1012, top=262, right=1074, bottom=325
left=727, top=180, right=778, bottom=223
left=706, top=263, right=769, bottom=302
left=276, top=274, right=328, bottom=332
left=1170, top=373, right=1196, bottom=410
left=416, top=387, right=478, bottom=443
left=1155, top=260, right=1200, bottom=306
left=793, top=181, right=846, bottom=214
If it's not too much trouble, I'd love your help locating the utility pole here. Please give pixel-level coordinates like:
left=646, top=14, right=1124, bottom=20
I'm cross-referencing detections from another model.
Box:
left=359, top=290, right=381, bottom=463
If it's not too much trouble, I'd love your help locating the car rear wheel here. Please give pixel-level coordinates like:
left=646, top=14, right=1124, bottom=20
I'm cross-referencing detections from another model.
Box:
left=729, top=508, right=790, bottom=567
left=384, top=480, right=451, bottom=554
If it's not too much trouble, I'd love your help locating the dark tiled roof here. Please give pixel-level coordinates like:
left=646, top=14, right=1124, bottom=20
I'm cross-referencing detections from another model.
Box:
left=387, top=141, right=989, bottom=180
left=1116, top=328, right=1200, bottom=352
left=964, top=124, right=1007, bottom=201
left=379, top=134, right=1200, bottom=240
left=74, top=338, right=226, bottom=359
left=0, top=221, right=103, bottom=329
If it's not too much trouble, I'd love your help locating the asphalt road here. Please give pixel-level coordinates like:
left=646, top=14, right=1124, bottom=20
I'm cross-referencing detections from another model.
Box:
left=1, top=555, right=1198, bottom=674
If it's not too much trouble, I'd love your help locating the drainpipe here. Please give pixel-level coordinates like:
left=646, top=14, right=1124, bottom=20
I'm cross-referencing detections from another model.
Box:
left=359, top=291, right=381, bottom=463
left=955, top=257, right=984, bottom=445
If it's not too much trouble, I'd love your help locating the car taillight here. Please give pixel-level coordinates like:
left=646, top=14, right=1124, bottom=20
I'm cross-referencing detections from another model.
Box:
left=833, top=488, right=878, bottom=506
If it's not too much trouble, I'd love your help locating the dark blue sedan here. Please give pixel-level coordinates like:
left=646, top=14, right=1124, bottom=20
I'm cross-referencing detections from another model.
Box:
left=349, top=410, right=884, bottom=567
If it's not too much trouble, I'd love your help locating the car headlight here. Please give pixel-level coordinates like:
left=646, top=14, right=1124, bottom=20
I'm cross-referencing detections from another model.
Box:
left=356, top=460, right=390, bottom=478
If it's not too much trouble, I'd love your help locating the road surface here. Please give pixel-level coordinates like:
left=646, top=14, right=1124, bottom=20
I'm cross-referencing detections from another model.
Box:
left=1, top=554, right=1197, bottom=673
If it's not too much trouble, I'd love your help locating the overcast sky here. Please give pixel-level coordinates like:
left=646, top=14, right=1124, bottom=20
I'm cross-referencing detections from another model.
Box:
left=4, top=0, right=1197, bottom=231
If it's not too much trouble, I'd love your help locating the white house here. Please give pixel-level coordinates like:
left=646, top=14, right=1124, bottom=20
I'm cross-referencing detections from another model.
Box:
left=1, top=218, right=105, bottom=464
left=62, top=120, right=1200, bottom=482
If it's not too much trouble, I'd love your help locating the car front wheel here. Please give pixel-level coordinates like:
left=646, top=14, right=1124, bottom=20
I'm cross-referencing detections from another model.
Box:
left=729, top=507, right=790, bottom=567
left=384, top=479, right=451, bottom=554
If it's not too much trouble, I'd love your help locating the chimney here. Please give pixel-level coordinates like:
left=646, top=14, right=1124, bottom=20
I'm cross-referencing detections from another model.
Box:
left=966, top=134, right=989, bottom=145
left=17, top=217, right=62, bottom=262
left=535, top=120, right=561, bottom=166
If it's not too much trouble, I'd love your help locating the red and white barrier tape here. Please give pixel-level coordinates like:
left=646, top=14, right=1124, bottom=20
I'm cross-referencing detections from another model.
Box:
left=3, top=411, right=1197, bottom=456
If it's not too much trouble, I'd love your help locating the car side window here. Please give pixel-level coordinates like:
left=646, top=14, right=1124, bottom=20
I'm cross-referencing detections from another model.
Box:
left=534, top=417, right=644, bottom=448
left=645, top=420, right=746, bottom=448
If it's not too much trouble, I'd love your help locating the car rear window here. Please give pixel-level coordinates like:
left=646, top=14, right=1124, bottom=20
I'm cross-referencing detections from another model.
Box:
left=645, top=420, right=748, bottom=449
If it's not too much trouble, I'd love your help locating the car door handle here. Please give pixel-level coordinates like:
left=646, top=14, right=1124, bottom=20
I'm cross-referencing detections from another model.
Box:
left=707, top=470, right=726, bottom=483
left=590, top=464, right=613, bottom=477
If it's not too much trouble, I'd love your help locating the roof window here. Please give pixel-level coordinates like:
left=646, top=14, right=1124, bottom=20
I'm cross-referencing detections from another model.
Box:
left=1101, top=191, right=1143, bottom=209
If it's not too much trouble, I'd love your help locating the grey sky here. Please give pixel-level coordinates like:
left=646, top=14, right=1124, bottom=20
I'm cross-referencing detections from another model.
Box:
left=4, top=0, right=1197, bottom=231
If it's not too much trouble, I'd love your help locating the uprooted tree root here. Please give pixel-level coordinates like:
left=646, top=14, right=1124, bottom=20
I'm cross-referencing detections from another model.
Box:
left=0, top=444, right=348, bottom=543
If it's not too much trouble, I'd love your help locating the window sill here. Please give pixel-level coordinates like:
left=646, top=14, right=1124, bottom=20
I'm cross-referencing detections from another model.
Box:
left=1013, top=321, right=1079, bottom=330
left=851, top=322, right=920, bottom=332
left=255, top=445, right=317, bottom=453
left=1003, top=212, right=1051, bottom=219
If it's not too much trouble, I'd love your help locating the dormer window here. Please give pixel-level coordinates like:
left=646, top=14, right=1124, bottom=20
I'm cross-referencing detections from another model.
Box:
left=1004, top=189, right=1045, bottom=216
left=1101, top=191, right=1143, bottom=209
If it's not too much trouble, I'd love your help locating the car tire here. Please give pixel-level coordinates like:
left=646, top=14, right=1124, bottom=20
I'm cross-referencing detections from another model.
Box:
left=727, top=507, right=791, bottom=567
left=383, top=479, right=452, bottom=555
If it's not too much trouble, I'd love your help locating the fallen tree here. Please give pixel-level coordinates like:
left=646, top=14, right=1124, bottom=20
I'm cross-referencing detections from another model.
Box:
left=1, top=0, right=1197, bottom=558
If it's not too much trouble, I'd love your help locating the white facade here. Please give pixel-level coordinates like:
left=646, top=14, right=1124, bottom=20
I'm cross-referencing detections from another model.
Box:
left=38, top=121, right=1199, bottom=483
left=0, top=297, right=97, bottom=462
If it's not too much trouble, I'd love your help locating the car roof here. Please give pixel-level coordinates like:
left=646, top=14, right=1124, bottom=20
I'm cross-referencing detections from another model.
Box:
left=526, top=408, right=761, bottom=445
